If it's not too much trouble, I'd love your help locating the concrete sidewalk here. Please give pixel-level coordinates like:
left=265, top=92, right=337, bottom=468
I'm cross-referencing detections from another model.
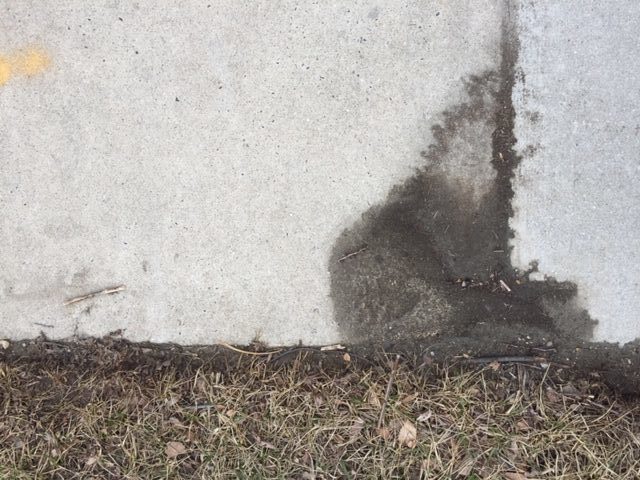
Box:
left=1, top=1, right=639, bottom=347
left=1, top=1, right=503, bottom=344
left=511, top=0, right=640, bottom=343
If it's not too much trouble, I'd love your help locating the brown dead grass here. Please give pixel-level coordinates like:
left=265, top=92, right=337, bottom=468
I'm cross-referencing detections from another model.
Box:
left=1, top=342, right=639, bottom=479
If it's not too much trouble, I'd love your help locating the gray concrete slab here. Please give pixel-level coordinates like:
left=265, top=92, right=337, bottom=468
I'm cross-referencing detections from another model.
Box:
left=4, top=0, right=638, bottom=348
left=510, top=0, right=640, bottom=344
left=1, top=1, right=504, bottom=344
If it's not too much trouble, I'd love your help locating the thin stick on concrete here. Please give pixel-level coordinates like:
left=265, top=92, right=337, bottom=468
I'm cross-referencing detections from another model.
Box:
left=63, top=285, right=126, bottom=306
left=33, top=322, right=54, bottom=328
left=338, top=245, right=368, bottom=263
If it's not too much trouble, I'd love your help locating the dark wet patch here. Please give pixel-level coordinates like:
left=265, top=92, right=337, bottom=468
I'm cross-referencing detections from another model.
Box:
left=329, top=7, right=596, bottom=347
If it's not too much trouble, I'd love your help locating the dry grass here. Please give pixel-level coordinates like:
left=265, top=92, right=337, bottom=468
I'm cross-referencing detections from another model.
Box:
left=1, top=343, right=639, bottom=479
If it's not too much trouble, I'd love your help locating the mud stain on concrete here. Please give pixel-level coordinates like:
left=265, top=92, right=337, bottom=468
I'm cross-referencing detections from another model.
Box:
left=329, top=8, right=595, bottom=347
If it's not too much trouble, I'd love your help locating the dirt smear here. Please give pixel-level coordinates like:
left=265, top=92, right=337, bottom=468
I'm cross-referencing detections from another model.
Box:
left=328, top=4, right=640, bottom=393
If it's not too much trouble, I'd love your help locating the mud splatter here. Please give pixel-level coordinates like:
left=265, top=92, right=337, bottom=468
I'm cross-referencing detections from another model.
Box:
left=329, top=8, right=595, bottom=346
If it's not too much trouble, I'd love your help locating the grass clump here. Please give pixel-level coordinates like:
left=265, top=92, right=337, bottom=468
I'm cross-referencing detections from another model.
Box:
left=0, top=340, right=639, bottom=479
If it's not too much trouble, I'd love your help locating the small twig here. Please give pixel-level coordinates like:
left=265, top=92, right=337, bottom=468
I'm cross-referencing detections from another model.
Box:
left=499, top=279, right=512, bottom=292
left=378, top=355, right=400, bottom=429
left=338, top=245, right=368, bottom=263
left=270, top=347, right=317, bottom=362
left=218, top=342, right=282, bottom=356
left=184, top=403, right=215, bottom=411
left=532, top=347, right=557, bottom=353
left=33, top=322, right=54, bottom=328
left=464, top=356, right=546, bottom=364
left=63, top=285, right=126, bottom=306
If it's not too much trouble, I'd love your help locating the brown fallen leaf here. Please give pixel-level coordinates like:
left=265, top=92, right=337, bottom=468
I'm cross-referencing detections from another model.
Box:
left=416, top=410, right=433, bottom=423
left=561, top=384, right=580, bottom=396
left=343, top=352, right=351, bottom=362
left=253, top=435, right=276, bottom=450
left=457, top=457, right=474, bottom=476
left=400, top=393, right=418, bottom=405
left=377, top=426, right=392, bottom=440
left=467, top=386, right=481, bottom=396
left=488, top=360, right=501, bottom=371
left=345, top=417, right=365, bottom=444
left=195, top=378, right=208, bottom=394
left=398, top=420, right=417, bottom=448
left=545, top=387, right=560, bottom=403
left=367, top=388, right=382, bottom=408
left=165, top=441, right=187, bottom=459
left=168, top=417, right=185, bottom=428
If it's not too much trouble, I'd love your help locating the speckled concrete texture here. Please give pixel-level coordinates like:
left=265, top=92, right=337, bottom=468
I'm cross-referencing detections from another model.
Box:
left=511, top=0, right=640, bottom=344
left=0, top=1, right=503, bottom=344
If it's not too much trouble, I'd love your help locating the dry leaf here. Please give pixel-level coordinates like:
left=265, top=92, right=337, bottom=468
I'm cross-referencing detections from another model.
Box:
left=508, top=440, right=520, bottom=461
left=343, top=352, right=351, bottom=362
left=313, top=393, right=325, bottom=408
left=195, top=378, right=208, bottom=394
left=416, top=411, right=432, bottom=423
left=0, top=339, right=10, bottom=350
left=254, top=435, right=276, bottom=450
left=168, top=417, right=185, bottom=428
left=561, top=384, right=580, bottom=396
left=165, top=441, right=187, bottom=459
left=367, top=388, right=381, bottom=408
left=85, top=455, right=99, bottom=467
left=504, top=472, right=528, bottom=480
left=398, top=420, right=417, bottom=448
left=301, top=450, right=314, bottom=467
left=225, top=409, right=237, bottom=419
left=467, top=387, right=481, bottom=396
left=346, top=418, right=365, bottom=444
left=421, top=458, right=435, bottom=471
left=400, top=393, right=418, bottom=405
left=457, top=457, right=474, bottom=476
left=377, top=426, right=391, bottom=440
left=545, top=387, right=560, bottom=403
left=488, top=360, right=501, bottom=371
left=516, top=419, right=530, bottom=432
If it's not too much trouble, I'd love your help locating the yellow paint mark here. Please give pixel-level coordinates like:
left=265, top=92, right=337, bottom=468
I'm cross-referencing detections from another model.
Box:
left=0, top=47, right=50, bottom=86
left=0, top=56, right=12, bottom=86
left=15, top=48, right=50, bottom=76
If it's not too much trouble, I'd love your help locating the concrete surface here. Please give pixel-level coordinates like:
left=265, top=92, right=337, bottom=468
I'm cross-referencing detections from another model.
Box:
left=1, top=0, right=638, bottom=347
left=510, top=0, right=640, bottom=344
left=1, top=1, right=503, bottom=344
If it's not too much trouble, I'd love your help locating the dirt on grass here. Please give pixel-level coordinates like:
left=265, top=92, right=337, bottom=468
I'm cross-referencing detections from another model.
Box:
left=1, top=337, right=639, bottom=479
